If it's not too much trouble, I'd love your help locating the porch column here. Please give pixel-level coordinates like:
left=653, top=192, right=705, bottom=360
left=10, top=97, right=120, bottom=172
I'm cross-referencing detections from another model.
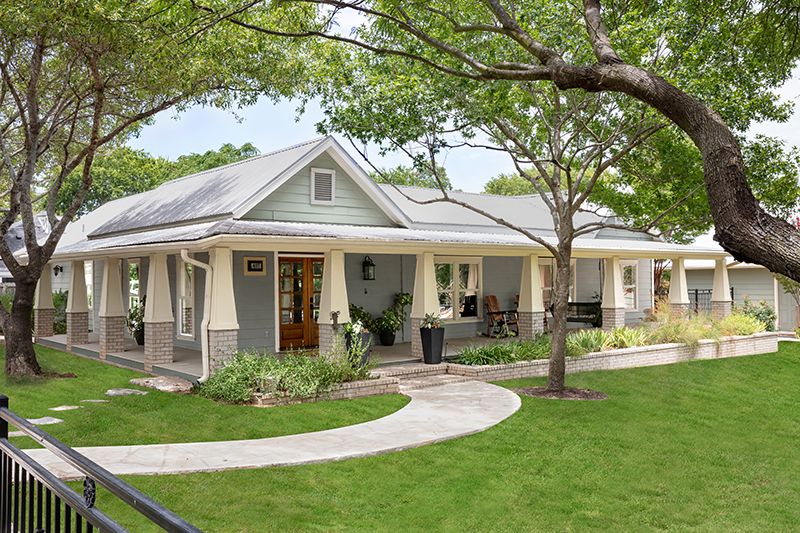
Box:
left=711, top=258, right=732, bottom=319
left=410, top=252, right=439, bottom=361
left=33, top=265, right=54, bottom=339
left=517, top=254, right=545, bottom=338
left=601, top=256, right=626, bottom=330
left=143, top=253, right=173, bottom=370
left=65, top=260, right=89, bottom=350
left=98, top=258, right=125, bottom=359
left=318, top=249, right=349, bottom=355
left=208, top=247, right=239, bottom=371
left=669, top=257, right=690, bottom=316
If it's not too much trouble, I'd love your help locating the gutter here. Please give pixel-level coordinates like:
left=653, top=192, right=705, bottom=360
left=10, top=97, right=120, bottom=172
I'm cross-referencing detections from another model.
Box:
left=181, top=249, right=212, bottom=383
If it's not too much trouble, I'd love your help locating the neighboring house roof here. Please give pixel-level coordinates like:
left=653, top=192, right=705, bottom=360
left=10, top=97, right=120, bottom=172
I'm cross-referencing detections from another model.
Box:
left=46, top=136, right=728, bottom=260
left=1, top=213, right=51, bottom=280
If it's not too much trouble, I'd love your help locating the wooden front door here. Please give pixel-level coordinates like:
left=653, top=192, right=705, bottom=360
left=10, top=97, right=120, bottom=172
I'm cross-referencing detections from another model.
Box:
left=278, top=257, right=324, bottom=350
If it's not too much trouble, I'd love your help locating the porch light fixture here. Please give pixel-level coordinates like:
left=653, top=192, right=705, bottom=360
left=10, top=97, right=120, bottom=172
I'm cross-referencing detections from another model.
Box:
left=362, top=256, right=376, bottom=281
left=53, top=264, right=63, bottom=277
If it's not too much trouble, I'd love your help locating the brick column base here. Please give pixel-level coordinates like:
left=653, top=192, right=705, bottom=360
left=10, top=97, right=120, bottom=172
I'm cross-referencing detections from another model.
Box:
left=33, top=308, right=54, bottom=339
left=99, top=315, right=126, bottom=359
left=66, top=311, right=89, bottom=349
left=518, top=311, right=546, bottom=339
left=411, top=318, right=423, bottom=361
left=670, top=303, right=691, bottom=317
left=601, top=307, right=626, bottom=330
left=711, top=301, right=733, bottom=320
left=317, top=323, right=342, bottom=356
left=144, top=321, right=173, bottom=370
left=209, top=329, right=238, bottom=373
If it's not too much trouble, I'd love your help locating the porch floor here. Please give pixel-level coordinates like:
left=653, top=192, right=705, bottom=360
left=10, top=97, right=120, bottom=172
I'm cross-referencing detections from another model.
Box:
left=37, top=334, right=203, bottom=382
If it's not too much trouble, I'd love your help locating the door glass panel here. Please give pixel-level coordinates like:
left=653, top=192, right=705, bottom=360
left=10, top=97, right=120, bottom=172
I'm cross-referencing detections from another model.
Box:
left=280, top=293, right=291, bottom=308
left=281, top=310, right=291, bottom=324
left=312, top=262, right=324, bottom=276
left=293, top=308, right=304, bottom=323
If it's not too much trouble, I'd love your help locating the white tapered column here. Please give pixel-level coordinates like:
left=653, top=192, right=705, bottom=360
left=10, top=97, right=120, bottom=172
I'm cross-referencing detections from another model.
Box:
left=66, top=260, right=89, bottom=349
left=208, top=247, right=239, bottom=370
left=98, top=258, right=125, bottom=358
left=518, top=254, right=545, bottom=338
left=143, top=254, right=173, bottom=369
left=711, top=258, right=732, bottom=319
left=410, top=252, right=439, bottom=360
left=33, top=266, right=55, bottom=339
left=601, top=257, right=626, bottom=330
left=669, top=257, right=690, bottom=316
left=318, top=250, right=349, bottom=354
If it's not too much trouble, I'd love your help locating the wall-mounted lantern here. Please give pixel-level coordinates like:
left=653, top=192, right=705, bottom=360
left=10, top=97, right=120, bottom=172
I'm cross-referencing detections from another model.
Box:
left=362, top=256, right=376, bottom=281
left=53, top=264, right=64, bottom=277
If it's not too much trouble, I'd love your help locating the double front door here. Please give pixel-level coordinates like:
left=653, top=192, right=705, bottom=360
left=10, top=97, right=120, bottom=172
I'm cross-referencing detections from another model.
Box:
left=278, top=257, right=324, bottom=350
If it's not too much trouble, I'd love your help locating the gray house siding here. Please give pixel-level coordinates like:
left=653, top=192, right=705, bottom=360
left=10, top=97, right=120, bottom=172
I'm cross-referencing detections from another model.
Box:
left=244, top=153, right=395, bottom=226
left=233, top=251, right=275, bottom=352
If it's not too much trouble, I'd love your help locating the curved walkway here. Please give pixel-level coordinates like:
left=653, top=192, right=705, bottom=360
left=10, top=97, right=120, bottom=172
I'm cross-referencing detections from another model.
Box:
left=25, top=381, right=521, bottom=480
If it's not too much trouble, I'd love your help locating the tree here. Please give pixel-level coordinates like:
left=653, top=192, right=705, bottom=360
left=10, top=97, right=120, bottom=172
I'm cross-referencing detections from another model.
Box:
left=483, top=173, right=534, bottom=196
left=370, top=164, right=452, bottom=189
left=206, top=0, right=800, bottom=281
left=0, top=1, right=301, bottom=376
left=203, top=0, right=800, bottom=391
left=55, top=142, right=262, bottom=216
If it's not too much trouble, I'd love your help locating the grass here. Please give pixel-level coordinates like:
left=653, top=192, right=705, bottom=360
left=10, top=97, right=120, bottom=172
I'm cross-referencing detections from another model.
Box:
left=0, top=345, right=409, bottom=448
left=90, top=341, right=800, bottom=532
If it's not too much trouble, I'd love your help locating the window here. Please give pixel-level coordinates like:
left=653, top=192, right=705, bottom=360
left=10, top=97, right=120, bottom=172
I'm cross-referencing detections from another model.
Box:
left=539, top=258, right=576, bottom=309
left=621, top=261, right=638, bottom=310
left=310, top=167, right=336, bottom=205
left=177, top=256, right=195, bottom=337
left=435, top=257, right=482, bottom=321
left=128, top=260, right=140, bottom=310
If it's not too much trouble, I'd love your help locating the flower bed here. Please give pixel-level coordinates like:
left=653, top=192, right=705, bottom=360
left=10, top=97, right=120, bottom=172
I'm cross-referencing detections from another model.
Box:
left=252, top=376, right=400, bottom=407
left=446, top=332, right=779, bottom=381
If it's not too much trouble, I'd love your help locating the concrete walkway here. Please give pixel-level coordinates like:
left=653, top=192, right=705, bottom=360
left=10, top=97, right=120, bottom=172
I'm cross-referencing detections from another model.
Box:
left=25, top=381, right=521, bottom=480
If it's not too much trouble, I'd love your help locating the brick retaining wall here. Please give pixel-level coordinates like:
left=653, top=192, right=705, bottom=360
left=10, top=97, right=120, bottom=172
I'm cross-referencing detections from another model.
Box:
left=446, top=332, right=779, bottom=381
left=252, top=376, right=400, bottom=407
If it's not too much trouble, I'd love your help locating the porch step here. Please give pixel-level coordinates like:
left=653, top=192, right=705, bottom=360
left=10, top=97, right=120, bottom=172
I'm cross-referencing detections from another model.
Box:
left=398, top=374, right=474, bottom=392
left=372, top=362, right=448, bottom=380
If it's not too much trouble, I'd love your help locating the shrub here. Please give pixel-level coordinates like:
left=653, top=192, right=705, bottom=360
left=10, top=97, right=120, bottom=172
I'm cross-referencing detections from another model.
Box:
left=646, top=314, right=713, bottom=348
left=738, top=298, right=777, bottom=332
left=53, top=290, right=68, bottom=334
left=455, top=336, right=551, bottom=365
left=714, top=313, right=765, bottom=337
left=607, top=327, right=650, bottom=349
left=566, top=329, right=610, bottom=357
left=199, top=352, right=272, bottom=403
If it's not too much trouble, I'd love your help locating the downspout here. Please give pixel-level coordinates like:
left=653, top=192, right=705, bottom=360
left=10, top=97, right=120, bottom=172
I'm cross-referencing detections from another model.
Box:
left=181, top=249, right=212, bottom=383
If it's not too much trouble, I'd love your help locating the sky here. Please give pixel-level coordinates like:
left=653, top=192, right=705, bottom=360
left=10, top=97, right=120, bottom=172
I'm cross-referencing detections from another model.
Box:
left=129, top=72, right=800, bottom=194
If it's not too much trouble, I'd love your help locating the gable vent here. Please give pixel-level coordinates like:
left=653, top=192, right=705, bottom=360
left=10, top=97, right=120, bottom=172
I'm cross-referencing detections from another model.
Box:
left=311, top=168, right=336, bottom=205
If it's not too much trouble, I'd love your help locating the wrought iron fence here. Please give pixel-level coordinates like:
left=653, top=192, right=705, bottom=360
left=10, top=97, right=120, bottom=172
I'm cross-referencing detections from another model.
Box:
left=0, top=395, right=202, bottom=532
left=689, top=287, right=735, bottom=313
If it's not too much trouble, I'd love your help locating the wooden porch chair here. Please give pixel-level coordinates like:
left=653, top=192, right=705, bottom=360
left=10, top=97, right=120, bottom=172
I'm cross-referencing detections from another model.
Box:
left=484, top=295, right=519, bottom=337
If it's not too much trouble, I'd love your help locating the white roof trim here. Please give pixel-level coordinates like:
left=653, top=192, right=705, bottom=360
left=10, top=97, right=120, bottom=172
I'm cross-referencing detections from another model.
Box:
left=231, top=136, right=410, bottom=227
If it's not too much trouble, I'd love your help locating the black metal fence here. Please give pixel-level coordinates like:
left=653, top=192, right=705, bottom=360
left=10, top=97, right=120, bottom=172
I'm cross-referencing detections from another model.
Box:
left=689, top=287, right=735, bottom=313
left=0, top=395, right=202, bottom=532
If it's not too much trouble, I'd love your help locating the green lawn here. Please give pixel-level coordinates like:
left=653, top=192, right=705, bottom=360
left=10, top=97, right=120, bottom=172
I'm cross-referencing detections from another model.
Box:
left=0, top=345, right=408, bottom=448
left=93, top=342, right=800, bottom=532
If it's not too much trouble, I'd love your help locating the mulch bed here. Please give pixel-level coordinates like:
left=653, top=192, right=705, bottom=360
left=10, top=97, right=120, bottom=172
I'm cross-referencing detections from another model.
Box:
left=514, top=386, right=608, bottom=401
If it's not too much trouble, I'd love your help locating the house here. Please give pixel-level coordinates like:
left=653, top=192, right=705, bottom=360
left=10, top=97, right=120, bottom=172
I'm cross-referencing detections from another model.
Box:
left=685, top=258, right=796, bottom=331
left=28, top=136, right=729, bottom=381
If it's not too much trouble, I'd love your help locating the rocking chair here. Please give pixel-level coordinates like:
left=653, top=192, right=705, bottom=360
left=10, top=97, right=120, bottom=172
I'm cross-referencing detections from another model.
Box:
left=484, top=295, right=519, bottom=337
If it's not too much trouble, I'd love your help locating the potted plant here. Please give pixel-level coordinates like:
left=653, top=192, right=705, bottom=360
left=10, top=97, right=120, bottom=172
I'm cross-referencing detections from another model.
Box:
left=126, top=296, right=146, bottom=346
left=419, top=312, right=444, bottom=364
left=374, top=292, right=413, bottom=346
left=343, top=320, right=372, bottom=367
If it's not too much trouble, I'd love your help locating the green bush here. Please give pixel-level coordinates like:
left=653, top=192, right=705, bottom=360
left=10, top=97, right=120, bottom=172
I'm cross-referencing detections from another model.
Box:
left=714, top=313, right=766, bottom=337
left=53, top=289, right=68, bottom=334
left=646, top=314, right=712, bottom=348
left=738, top=298, right=777, bottom=332
left=199, top=352, right=272, bottom=403
left=455, top=336, right=551, bottom=365
left=607, top=327, right=650, bottom=349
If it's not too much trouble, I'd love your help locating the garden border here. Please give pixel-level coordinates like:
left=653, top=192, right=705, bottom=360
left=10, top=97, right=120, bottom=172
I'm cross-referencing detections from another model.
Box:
left=445, top=332, right=779, bottom=381
left=252, top=376, right=400, bottom=407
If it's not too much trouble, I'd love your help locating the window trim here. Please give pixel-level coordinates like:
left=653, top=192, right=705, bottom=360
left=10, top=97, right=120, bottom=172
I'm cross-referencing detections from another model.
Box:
left=538, top=258, right=577, bottom=308
left=309, top=167, right=336, bottom=206
left=620, top=260, right=639, bottom=311
left=176, top=255, right=195, bottom=339
left=434, top=256, right=483, bottom=323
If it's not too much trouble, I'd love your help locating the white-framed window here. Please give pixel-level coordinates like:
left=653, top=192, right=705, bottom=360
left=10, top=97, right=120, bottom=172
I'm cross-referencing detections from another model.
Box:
left=621, top=260, right=638, bottom=310
left=539, top=258, right=576, bottom=309
left=177, top=256, right=195, bottom=337
left=128, top=259, right=140, bottom=310
left=435, top=256, right=482, bottom=322
left=310, top=167, right=336, bottom=205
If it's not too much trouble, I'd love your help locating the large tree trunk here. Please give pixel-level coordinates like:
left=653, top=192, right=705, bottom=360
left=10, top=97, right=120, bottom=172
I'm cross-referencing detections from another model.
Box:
left=555, top=62, right=800, bottom=281
left=4, top=279, right=42, bottom=376
left=547, top=248, right=573, bottom=391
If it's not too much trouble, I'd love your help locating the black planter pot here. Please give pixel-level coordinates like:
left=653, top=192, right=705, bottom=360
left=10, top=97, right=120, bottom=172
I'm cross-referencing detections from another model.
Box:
left=419, top=327, right=444, bottom=364
left=345, top=331, right=373, bottom=367
left=133, top=329, right=145, bottom=346
left=379, top=330, right=396, bottom=346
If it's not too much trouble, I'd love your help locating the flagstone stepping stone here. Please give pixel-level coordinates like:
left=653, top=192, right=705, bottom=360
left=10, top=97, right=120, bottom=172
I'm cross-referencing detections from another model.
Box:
left=105, top=388, right=148, bottom=397
left=26, top=417, right=63, bottom=426
left=49, top=405, right=81, bottom=412
left=8, top=431, right=25, bottom=438
left=80, top=399, right=109, bottom=403
left=129, top=376, right=193, bottom=394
